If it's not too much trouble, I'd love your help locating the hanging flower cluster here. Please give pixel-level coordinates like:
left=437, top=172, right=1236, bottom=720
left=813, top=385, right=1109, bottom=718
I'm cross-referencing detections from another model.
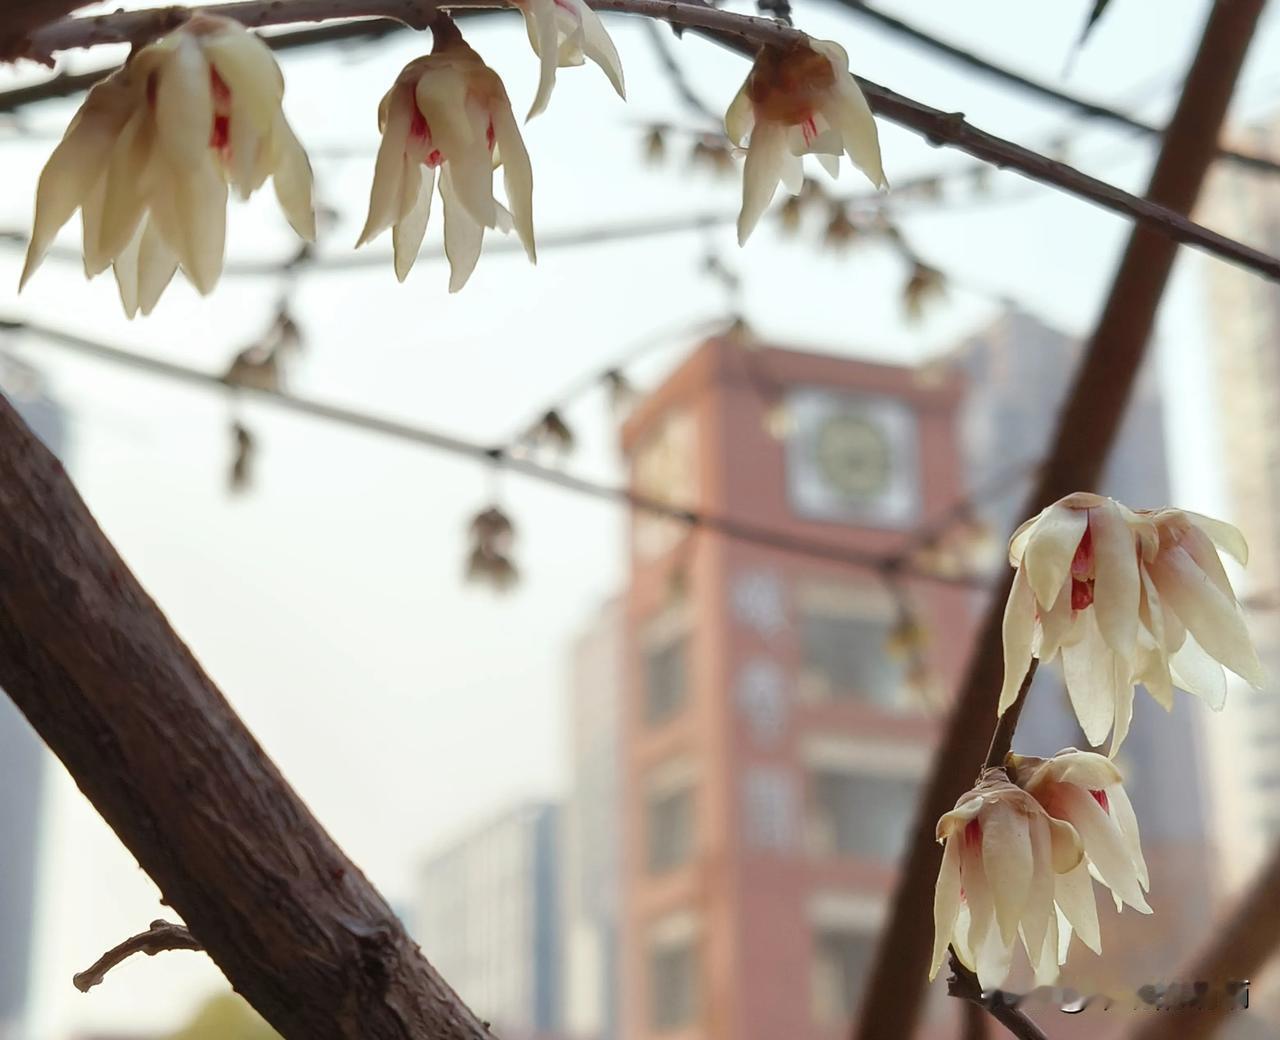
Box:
left=1001, top=493, right=1261, bottom=753
left=21, top=13, right=887, bottom=313
left=933, top=494, right=1260, bottom=992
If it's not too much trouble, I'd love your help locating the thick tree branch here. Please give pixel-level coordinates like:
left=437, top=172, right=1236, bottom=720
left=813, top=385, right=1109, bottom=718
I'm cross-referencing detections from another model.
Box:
left=1126, top=846, right=1280, bottom=1040
left=0, top=0, right=94, bottom=61
left=0, top=392, right=492, bottom=1040
left=73, top=920, right=203, bottom=993
left=852, top=2, right=1267, bottom=1038
left=15, top=0, right=1280, bottom=282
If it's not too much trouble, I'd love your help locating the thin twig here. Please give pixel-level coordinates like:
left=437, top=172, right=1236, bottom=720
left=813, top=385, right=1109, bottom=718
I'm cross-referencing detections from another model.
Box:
left=17, top=0, right=1280, bottom=283
left=983, top=658, right=1037, bottom=769
left=642, top=19, right=721, bottom=125
left=823, top=0, right=1280, bottom=179
left=947, top=954, right=1049, bottom=1040
left=73, top=920, right=203, bottom=993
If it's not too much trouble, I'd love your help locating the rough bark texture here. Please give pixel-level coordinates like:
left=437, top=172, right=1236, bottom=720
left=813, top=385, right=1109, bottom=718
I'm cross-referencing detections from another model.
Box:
left=852, top=2, right=1267, bottom=1038
left=0, top=392, right=492, bottom=1039
left=1126, top=847, right=1280, bottom=1040
left=0, top=0, right=94, bottom=60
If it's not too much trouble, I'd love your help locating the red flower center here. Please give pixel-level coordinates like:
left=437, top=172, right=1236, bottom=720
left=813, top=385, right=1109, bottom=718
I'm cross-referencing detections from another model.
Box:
left=209, top=68, right=232, bottom=153
left=1070, top=521, right=1095, bottom=610
left=1091, top=788, right=1110, bottom=813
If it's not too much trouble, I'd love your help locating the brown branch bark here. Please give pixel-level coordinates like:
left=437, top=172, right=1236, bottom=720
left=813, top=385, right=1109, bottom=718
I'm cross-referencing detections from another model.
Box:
left=0, top=392, right=492, bottom=1040
left=15, top=0, right=1280, bottom=282
left=1126, top=847, right=1280, bottom=1040
left=949, top=956, right=1047, bottom=1040
left=0, top=0, right=94, bottom=61
left=851, top=2, right=1268, bottom=1039
left=73, top=920, right=203, bottom=993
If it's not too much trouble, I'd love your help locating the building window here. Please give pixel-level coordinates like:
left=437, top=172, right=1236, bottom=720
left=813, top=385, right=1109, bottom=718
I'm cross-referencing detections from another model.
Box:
left=799, top=608, right=902, bottom=707
left=649, top=923, right=699, bottom=1031
left=811, top=927, right=875, bottom=1024
left=644, top=636, right=688, bottom=725
left=647, top=784, right=694, bottom=874
left=807, top=767, right=918, bottom=861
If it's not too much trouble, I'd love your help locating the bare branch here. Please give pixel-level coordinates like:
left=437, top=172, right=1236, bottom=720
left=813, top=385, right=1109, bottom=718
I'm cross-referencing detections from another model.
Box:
left=947, top=955, right=1049, bottom=1040
left=0, top=0, right=95, bottom=61
left=73, top=920, right=203, bottom=994
left=17, top=0, right=1280, bottom=283
left=853, top=2, right=1268, bottom=1038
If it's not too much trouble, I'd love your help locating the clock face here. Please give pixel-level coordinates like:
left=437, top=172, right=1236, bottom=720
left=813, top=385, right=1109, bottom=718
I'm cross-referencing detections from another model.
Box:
left=814, top=414, right=892, bottom=498
left=784, top=388, right=920, bottom=527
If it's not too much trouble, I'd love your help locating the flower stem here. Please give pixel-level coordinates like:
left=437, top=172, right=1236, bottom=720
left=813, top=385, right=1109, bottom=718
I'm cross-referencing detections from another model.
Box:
left=983, top=658, right=1037, bottom=770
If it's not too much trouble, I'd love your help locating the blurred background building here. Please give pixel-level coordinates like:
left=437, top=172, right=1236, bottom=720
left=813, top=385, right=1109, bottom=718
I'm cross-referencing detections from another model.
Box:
left=415, top=803, right=564, bottom=1040
left=0, top=355, right=63, bottom=1040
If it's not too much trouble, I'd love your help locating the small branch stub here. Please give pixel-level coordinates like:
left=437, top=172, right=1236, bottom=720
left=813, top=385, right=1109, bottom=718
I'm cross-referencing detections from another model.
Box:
left=74, top=920, right=204, bottom=993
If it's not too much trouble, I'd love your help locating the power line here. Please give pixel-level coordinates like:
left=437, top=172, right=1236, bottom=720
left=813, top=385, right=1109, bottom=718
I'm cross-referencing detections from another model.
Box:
left=0, top=314, right=991, bottom=590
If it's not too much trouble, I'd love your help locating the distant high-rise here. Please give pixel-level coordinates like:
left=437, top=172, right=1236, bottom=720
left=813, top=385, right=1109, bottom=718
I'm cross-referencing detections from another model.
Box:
left=0, top=356, right=63, bottom=1040
left=562, top=599, right=624, bottom=1040
left=415, top=802, right=563, bottom=1039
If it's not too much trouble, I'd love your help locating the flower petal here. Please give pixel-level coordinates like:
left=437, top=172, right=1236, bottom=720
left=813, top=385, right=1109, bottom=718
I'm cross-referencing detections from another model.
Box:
left=1054, top=863, right=1101, bottom=955
left=1056, top=784, right=1150, bottom=912
left=737, top=119, right=787, bottom=245
left=392, top=160, right=435, bottom=282
left=270, top=115, right=316, bottom=241
left=357, top=85, right=412, bottom=247
left=1060, top=610, right=1119, bottom=749
left=999, top=566, right=1036, bottom=715
left=929, top=836, right=962, bottom=980
left=1184, top=511, right=1248, bottom=565
left=523, top=0, right=561, bottom=120
left=1169, top=633, right=1227, bottom=709
left=1091, top=497, right=1140, bottom=665
left=490, top=94, right=536, bottom=262
left=724, top=80, right=754, bottom=146
left=982, top=801, right=1032, bottom=946
left=1023, top=502, right=1088, bottom=609
left=441, top=166, right=485, bottom=292
left=577, top=0, right=625, bottom=100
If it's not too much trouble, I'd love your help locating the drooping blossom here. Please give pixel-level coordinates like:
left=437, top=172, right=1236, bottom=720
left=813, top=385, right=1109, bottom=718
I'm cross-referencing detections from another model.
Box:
left=513, top=0, right=625, bottom=120
left=21, top=13, right=314, bottom=317
left=931, top=772, right=1083, bottom=989
left=1000, top=494, right=1261, bottom=753
left=357, top=20, right=535, bottom=292
left=1011, top=749, right=1150, bottom=965
left=724, top=40, right=886, bottom=245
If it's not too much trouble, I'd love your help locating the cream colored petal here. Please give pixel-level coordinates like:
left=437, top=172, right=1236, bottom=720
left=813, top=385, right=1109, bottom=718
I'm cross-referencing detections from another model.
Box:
left=1054, top=863, right=1101, bottom=954
left=1108, top=681, right=1134, bottom=758
left=392, top=161, right=435, bottom=282
left=270, top=115, right=316, bottom=241
left=414, top=65, right=477, bottom=163
left=960, top=828, right=995, bottom=960
left=153, top=36, right=216, bottom=172
left=1060, top=610, right=1118, bottom=749
left=524, top=0, right=561, bottom=120
left=815, top=151, right=840, bottom=178
left=1020, top=816, right=1055, bottom=982
left=357, top=87, right=413, bottom=247
left=1150, top=545, right=1263, bottom=687
left=1025, top=909, right=1061, bottom=988
left=1038, top=573, right=1074, bottom=663
left=813, top=64, right=885, bottom=189
left=779, top=150, right=804, bottom=195
left=1179, top=523, right=1237, bottom=604
left=937, top=795, right=984, bottom=841
left=161, top=156, right=228, bottom=295
left=724, top=79, right=754, bottom=146
left=738, top=120, right=788, bottom=246
left=929, top=836, right=962, bottom=981
left=135, top=218, right=179, bottom=316
left=95, top=106, right=153, bottom=269
left=1043, top=750, right=1123, bottom=791
left=999, top=566, right=1036, bottom=715
left=441, top=167, right=485, bottom=292
left=1169, top=633, right=1227, bottom=710
left=1057, top=784, right=1149, bottom=913
left=1184, top=511, right=1248, bottom=565
left=79, top=173, right=107, bottom=278
left=490, top=97, right=536, bottom=262
left=438, top=100, right=497, bottom=232
left=1047, top=816, right=1083, bottom=874
left=1107, top=783, right=1148, bottom=891
left=575, top=0, right=625, bottom=99
left=22, top=83, right=131, bottom=288
left=973, top=925, right=1013, bottom=991
left=1008, top=513, right=1037, bottom=566
left=982, top=802, right=1033, bottom=946
left=201, top=27, right=283, bottom=133
left=1024, top=502, right=1089, bottom=609
left=1091, top=497, right=1140, bottom=665
left=1137, top=645, right=1174, bottom=711
left=112, top=219, right=144, bottom=319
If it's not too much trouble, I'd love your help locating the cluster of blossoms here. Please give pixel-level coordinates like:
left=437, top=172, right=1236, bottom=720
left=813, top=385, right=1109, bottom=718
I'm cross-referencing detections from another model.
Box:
left=21, top=10, right=886, bottom=312
left=934, top=493, right=1260, bottom=990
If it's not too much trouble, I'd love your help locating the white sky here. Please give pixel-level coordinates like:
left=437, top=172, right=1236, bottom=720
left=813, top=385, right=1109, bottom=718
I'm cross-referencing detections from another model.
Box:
left=2, top=0, right=1278, bottom=1034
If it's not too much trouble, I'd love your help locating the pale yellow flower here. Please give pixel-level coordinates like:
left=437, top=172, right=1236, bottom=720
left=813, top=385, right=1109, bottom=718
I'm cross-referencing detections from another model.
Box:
left=1001, top=494, right=1261, bottom=753
left=21, top=13, right=314, bottom=317
left=724, top=40, right=885, bottom=245
left=1012, top=749, right=1150, bottom=967
left=931, top=773, right=1082, bottom=989
left=357, top=24, right=535, bottom=292
left=513, top=0, right=625, bottom=119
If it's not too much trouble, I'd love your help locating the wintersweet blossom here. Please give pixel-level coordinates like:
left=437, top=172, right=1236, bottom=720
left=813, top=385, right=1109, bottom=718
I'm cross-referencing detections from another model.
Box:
left=514, top=0, right=625, bottom=120
left=357, top=23, right=535, bottom=292
left=1000, top=494, right=1261, bottom=753
left=1012, top=749, right=1150, bottom=964
left=931, top=772, right=1083, bottom=989
left=21, top=14, right=314, bottom=317
left=724, top=40, right=885, bottom=245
